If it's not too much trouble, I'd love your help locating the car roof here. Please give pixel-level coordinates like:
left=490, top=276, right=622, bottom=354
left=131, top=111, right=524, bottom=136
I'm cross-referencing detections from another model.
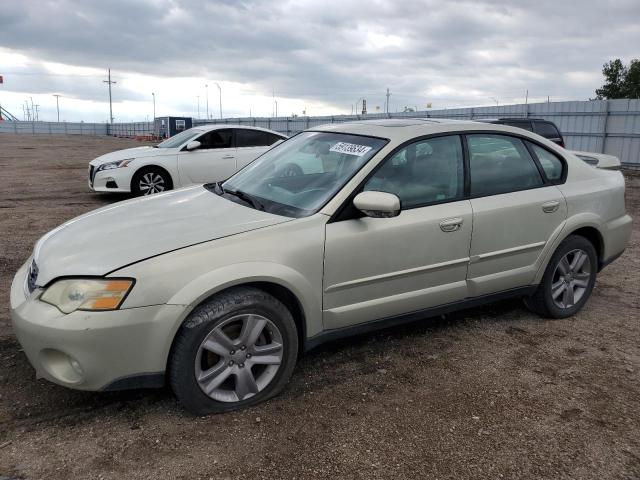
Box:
left=480, top=118, right=555, bottom=123
left=192, top=124, right=285, bottom=136
left=310, top=118, right=538, bottom=142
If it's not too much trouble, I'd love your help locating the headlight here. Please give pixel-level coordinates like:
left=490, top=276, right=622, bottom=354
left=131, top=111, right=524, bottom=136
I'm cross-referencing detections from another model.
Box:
left=40, top=278, right=134, bottom=314
left=97, top=158, right=135, bottom=171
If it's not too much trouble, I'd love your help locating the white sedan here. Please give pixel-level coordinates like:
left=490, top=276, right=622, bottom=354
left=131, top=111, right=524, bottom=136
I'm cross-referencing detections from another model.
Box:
left=88, top=125, right=287, bottom=195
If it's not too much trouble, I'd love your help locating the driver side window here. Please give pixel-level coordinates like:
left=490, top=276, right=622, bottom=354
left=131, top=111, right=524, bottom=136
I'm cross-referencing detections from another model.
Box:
left=196, top=129, right=233, bottom=150
left=363, top=135, right=464, bottom=209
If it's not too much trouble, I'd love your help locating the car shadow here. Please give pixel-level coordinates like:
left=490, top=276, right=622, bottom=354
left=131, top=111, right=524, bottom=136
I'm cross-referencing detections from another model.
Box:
left=1, top=297, right=538, bottom=428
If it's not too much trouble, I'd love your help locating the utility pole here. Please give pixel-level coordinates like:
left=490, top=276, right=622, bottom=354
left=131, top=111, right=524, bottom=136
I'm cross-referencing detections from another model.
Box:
left=525, top=90, right=528, bottom=105
left=196, top=96, right=200, bottom=119
left=274, top=99, right=278, bottom=117
left=103, top=69, right=116, bottom=124
left=215, top=82, right=222, bottom=118
left=53, top=94, right=61, bottom=122
left=34, top=104, right=40, bottom=121
left=205, top=84, right=209, bottom=119
left=385, top=87, right=391, bottom=114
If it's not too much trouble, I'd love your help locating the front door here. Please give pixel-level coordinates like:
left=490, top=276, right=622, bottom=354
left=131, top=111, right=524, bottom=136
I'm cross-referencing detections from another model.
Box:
left=323, top=135, right=473, bottom=329
left=465, top=133, right=567, bottom=296
left=177, top=128, right=236, bottom=184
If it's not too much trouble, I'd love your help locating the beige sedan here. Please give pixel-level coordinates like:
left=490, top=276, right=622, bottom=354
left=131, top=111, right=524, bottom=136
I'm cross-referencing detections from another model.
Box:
left=11, top=119, right=632, bottom=414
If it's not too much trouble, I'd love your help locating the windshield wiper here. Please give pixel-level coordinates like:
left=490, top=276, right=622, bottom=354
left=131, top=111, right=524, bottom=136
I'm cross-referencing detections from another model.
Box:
left=223, top=188, right=264, bottom=211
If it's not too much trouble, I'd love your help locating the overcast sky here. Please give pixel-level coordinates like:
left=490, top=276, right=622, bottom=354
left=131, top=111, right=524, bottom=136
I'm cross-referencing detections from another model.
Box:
left=1, top=0, right=639, bottom=122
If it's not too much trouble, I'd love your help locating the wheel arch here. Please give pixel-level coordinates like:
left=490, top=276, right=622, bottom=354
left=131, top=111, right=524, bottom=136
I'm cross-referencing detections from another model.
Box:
left=534, top=214, right=607, bottom=283
left=162, top=264, right=322, bottom=373
left=568, top=226, right=604, bottom=266
left=130, top=164, right=174, bottom=192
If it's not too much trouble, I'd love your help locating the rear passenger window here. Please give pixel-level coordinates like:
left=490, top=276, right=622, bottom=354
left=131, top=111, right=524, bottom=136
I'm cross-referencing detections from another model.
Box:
left=528, top=142, right=563, bottom=181
left=467, top=134, right=543, bottom=197
left=236, top=129, right=280, bottom=147
left=364, top=135, right=464, bottom=208
left=267, top=133, right=285, bottom=145
left=533, top=121, right=560, bottom=139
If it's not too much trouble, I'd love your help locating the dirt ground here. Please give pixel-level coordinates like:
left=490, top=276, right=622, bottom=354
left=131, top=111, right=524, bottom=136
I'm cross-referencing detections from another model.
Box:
left=0, top=133, right=638, bottom=480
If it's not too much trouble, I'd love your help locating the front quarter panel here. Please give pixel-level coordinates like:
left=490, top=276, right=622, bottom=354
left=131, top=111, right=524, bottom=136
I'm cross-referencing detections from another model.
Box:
left=112, top=214, right=327, bottom=359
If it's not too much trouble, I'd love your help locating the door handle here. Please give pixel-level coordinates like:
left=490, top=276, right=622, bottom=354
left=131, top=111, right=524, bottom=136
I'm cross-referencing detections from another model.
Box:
left=222, top=155, right=235, bottom=159
left=440, top=217, right=463, bottom=232
left=542, top=201, right=560, bottom=213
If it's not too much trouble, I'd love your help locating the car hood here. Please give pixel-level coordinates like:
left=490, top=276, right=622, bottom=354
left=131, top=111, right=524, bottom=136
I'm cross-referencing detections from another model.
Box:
left=32, top=186, right=292, bottom=286
left=89, top=146, right=177, bottom=166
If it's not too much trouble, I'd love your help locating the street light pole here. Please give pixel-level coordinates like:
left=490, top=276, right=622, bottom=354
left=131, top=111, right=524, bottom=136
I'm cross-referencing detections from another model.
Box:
left=205, top=84, right=209, bottom=119
left=152, top=92, right=156, bottom=138
left=214, top=82, right=222, bottom=119
left=53, top=94, right=61, bottom=122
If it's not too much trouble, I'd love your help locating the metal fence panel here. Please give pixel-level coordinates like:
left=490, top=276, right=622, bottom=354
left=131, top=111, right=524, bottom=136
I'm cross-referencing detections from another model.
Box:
left=195, top=100, right=639, bottom=166
left=2, top=100, right=639, bottom=165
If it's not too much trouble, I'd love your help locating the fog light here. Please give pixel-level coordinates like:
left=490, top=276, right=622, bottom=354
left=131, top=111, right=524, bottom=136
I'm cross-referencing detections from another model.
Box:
left=39, top=349, right=85, bottom=385
left=69, top=358, right=84, bottom=376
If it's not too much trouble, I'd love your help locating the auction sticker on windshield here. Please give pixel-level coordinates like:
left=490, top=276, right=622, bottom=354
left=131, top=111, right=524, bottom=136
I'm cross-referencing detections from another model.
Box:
left=329, top=142, right=372, bottom=157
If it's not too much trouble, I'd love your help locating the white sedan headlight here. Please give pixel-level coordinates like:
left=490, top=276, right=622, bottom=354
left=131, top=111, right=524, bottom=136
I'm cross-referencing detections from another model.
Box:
left=97, top=158, right=135, bottom=171
left=40, top=279, right=134, bottom=314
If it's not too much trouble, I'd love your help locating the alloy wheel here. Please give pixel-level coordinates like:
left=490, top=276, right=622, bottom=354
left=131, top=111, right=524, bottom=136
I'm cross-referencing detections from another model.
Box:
left=194, top=314, right=284, bottom=402
left=551, top=248, right=592, bottom=309
left=139, top=172, right=166, bottom=195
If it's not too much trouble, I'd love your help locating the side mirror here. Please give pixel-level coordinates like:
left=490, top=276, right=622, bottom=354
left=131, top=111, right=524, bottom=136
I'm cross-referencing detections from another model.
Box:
left=185, top=140, right=201, bottom=151
left=353, top=191, right=401, bottom=218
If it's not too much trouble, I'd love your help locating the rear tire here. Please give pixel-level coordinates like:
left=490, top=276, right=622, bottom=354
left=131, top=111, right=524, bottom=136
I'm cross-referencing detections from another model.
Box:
left=131, top=167, right=173, bottom=196
left=169, top=287, right=298, bottom=415
left=524, top=235, right=597, bottom=318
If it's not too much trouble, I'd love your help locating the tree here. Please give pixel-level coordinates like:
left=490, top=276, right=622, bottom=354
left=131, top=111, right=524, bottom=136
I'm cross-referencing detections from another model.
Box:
left=624, top=59, right=640, bottom=99
left=595, top=58, right=640, bottom=99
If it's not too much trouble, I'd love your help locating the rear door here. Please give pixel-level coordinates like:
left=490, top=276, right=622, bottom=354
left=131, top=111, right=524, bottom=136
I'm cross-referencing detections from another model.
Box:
left=235, top=129, right=284, bottom=169
left=177, top=128, right=236, bottom=184
left=466, top=133, right=567, bottom=297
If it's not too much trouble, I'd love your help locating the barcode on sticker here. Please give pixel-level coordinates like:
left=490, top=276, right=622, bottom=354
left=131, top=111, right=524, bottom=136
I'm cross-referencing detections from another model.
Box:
left=329, top=142, right=372, bottom=157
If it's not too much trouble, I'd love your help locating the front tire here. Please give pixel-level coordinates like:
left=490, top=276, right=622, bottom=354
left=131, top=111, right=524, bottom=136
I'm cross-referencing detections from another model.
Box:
left=169, top=287, right=298, bottom=415
left=131, top=167, right=173, bottom=196
left=524, top=235, right=597, bottom=319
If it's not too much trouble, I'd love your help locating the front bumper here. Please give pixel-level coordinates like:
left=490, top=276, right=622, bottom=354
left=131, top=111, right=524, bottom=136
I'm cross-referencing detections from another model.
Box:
left=10, top=261, right=185, bottom=391
left=88, top=166, right=132, bottom=193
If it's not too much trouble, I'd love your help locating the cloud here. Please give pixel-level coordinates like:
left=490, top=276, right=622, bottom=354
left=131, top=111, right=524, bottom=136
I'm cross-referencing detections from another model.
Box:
left=1, top=0, right=639, bottom=121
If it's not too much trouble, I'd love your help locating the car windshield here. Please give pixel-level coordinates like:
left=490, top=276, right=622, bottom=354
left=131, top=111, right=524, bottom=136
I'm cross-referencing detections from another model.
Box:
left=219, top=131, right=387, bottom=217
left=155, top=128, right=202, bottom=148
